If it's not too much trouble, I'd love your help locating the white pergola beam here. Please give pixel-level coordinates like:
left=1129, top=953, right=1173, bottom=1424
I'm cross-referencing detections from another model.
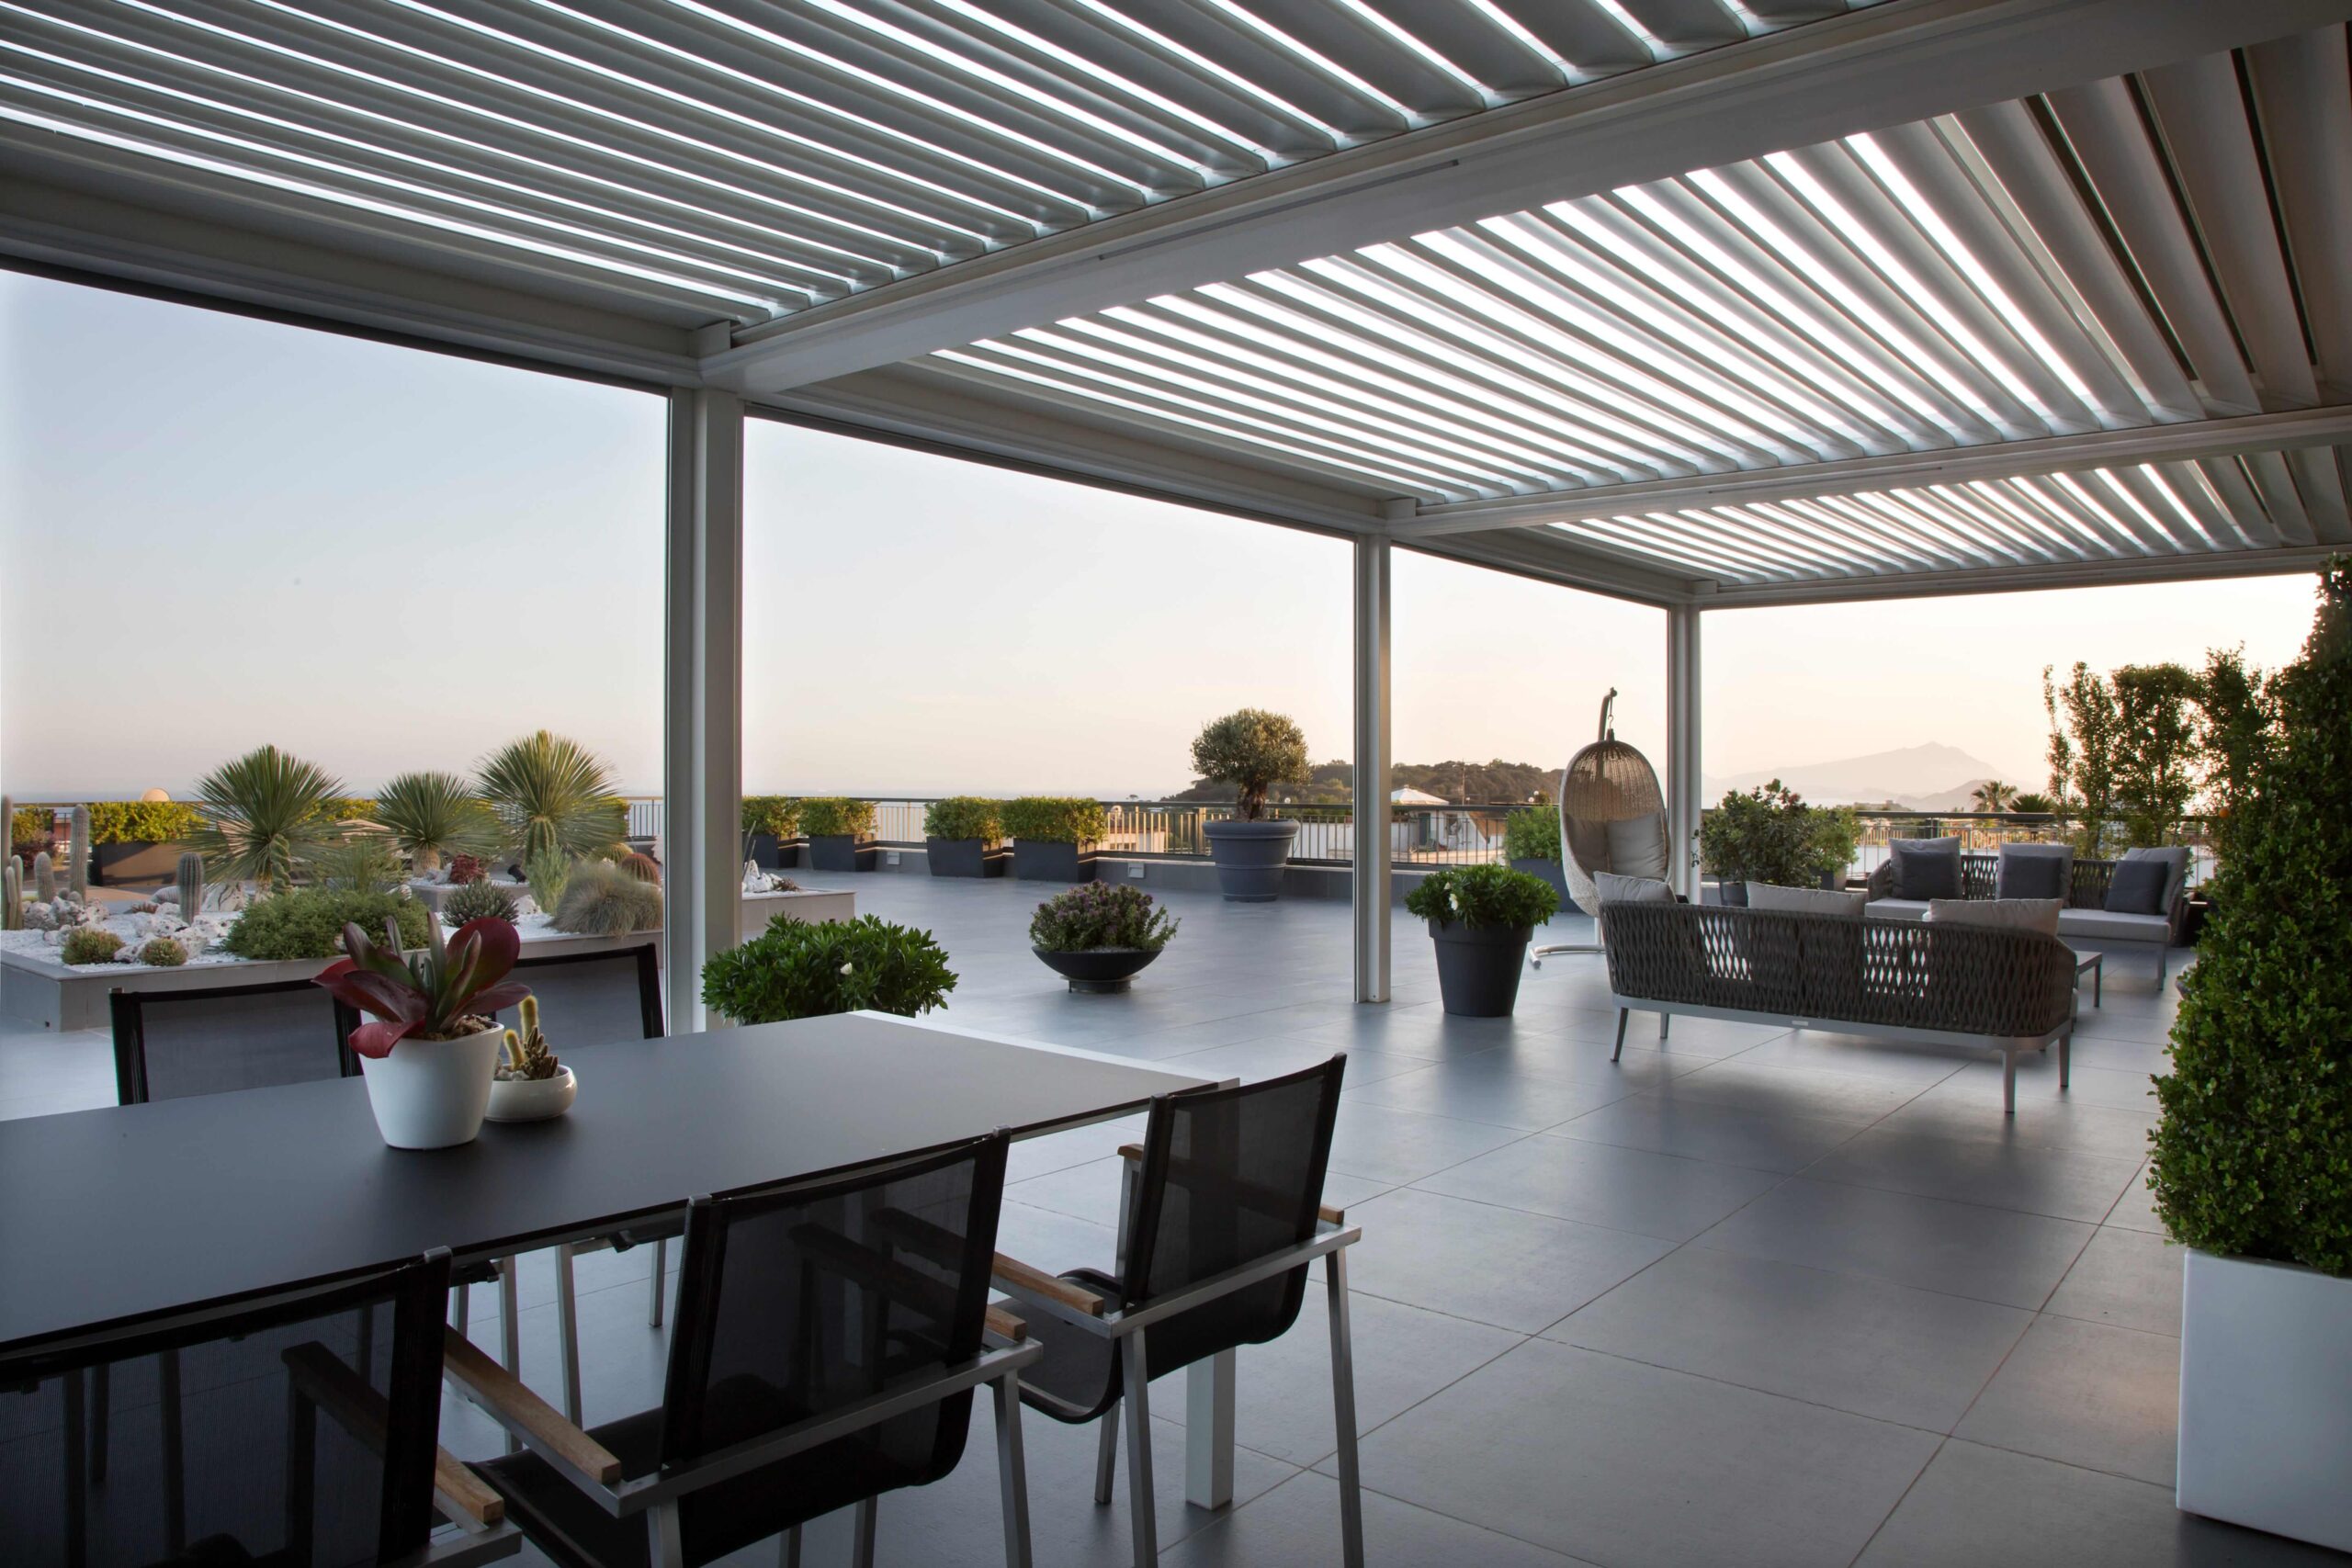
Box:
left=1390, top=407, right=2352, bottom=537
left=706, top=0, right=2350, bottom=395
left=1695, top=541, right=2347, bottom=607
left=662, top=388, right=745, bottom=1031
left=1352, top=537, right=1393, bottom=1005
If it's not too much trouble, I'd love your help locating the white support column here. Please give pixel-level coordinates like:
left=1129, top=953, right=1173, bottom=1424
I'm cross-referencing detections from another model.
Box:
left=1351, top=536, right=1393, bottom=1004
left=662, top=388, right=744, bottom=1031
left=1666, top=604, right=1703, bottom=901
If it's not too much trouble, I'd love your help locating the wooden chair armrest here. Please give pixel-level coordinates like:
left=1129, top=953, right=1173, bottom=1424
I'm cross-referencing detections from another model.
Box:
left=442, top=1326, right=623, bottom=1485
left=282, top=1342, right=503, bottom=1528
left=984, top=1304, right=1028, bottom=1342
left=1115, top=1144, right=1345, bottom=1225
left=992, top=1253, right=1105, bottom=1315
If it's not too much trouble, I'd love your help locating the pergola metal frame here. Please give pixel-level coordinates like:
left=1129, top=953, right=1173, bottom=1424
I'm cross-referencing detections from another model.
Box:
left=6, top=0, right=2349, bottom=1012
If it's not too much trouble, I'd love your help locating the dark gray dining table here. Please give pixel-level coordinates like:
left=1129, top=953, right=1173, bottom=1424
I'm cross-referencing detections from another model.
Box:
left=0, top=1010, right=1241, bottom=1504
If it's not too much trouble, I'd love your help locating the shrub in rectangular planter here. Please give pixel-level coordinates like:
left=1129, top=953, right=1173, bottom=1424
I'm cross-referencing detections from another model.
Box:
left=923, top=797, right=1006, bottom=878
left=797, top=797, right=876, bottom=872
left=1004, top=797, right=1105, bottom=883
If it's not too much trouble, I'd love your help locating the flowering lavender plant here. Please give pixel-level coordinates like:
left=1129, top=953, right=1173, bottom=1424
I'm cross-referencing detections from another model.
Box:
left=1028, top=883, right=1180, bottom=953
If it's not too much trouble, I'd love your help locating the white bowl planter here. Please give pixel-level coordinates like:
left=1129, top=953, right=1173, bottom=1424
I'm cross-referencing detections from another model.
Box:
left=2177, top=1247, right=2352, bottom=1552
left=359, top=1022, right=503, bottom=1150
left=486, top=1066, right=576, bottom=1123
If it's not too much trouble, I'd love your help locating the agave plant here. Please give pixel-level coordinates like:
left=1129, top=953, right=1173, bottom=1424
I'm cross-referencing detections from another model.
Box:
left=184, top=744, right=346, bottom=890
left=313, top=915, right=530, bottom=1058
left=374, top=770, right=503, bottom=871
left=477, top=731, right=626, bottom=862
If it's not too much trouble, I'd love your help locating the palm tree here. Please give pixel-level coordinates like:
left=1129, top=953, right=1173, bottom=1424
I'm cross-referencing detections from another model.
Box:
left=373, top=770, right=503, bottom=872
left=184, top=744, right=346, bottom=890
left=2011, top=791, right=2057, bottom=815
left=477, top=731, right=626, bottom=863
left=1971, top=779, right=2018, bottom=813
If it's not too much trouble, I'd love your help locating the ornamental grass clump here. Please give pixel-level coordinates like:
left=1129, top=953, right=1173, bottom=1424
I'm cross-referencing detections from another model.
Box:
left=2149, top=559, right=2352, bottom=1277
left=923, top=796, right=1004, bottom=844
left=551, top=860, right=662, bottom=935
left=1029, top=884, right=1179, bottom=953
left=702, top=914, right=956, bottom=1025
left=139, top=937, right=188, bottom=967
left=1405, top=863, right=1559, bottom=931
left=60, top=929, right=125, bottom=966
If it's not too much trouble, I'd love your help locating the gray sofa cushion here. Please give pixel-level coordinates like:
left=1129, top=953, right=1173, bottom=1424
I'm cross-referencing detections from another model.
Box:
left=2057, top=908, right=2173, bottom=944
left=1889, top=837, right=1963, bottom=900
left=1605, top=811, right=1670, bottom=880
left=2103, top=857, right=2169, bottom=915
left=1928, top=897, right=2062, bottom=936
left=1996, top=842, right=2073, bottom=902
left=1747, top=882, right=1867, bottom=919
left=1866, top=898, right=1930, bottom=922
left=2118, top=845, right=2190, bottom=910
left=1597, top=872, right=1674, bottom=905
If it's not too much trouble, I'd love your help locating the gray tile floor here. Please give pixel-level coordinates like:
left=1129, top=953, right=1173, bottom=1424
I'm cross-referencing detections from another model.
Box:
left=4, top=872, right=2338, bottom=1567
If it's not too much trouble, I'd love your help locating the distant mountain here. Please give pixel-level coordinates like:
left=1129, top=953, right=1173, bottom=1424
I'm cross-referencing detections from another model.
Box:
left=1706, top=744, right=2023, bottom=809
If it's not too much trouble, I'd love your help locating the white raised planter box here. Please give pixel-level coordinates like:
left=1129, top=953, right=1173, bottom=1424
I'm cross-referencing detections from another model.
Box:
left=2177, top=1247, right=2352, bottom=1552
left=741, top=888, right=854, bottom=932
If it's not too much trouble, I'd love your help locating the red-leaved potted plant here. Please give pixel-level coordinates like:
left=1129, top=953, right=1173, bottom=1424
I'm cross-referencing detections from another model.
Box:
left=314, top=915, right=531, bottom=1149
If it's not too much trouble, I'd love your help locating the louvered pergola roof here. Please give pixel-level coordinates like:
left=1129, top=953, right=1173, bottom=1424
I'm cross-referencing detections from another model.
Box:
left=6, top=0, right=2350, bottom=605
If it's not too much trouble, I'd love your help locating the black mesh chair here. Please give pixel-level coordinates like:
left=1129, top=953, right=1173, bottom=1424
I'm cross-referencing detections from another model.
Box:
left=109, top=979, right=360, bottom=1106
left=454, top=1133, right=1040, bottom=1568
left=0, top=1250, right=516, bottom=1568
left=991, top=1055, right=1363, bottom=1568
left=490, top=942, right=669, bottom=1426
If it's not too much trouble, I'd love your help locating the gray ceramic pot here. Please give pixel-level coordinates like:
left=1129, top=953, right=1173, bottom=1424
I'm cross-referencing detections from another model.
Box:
left=1204, top=819, right=1298, bottom=902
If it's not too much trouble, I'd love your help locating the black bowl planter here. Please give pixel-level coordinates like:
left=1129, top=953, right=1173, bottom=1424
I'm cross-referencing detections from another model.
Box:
left=1035, top=947, right=1160, bottom=994
left=1510, top=856, right=1569, bottom=905
left=926, top=838, right=1008, bottom=878
left=1012, top=840, right=1096, bottom=883
left=808, top=834, right=878, bottom=873
left=1429, top=920, right=1535, bottom=1017
left=1204, top=819, right=1298, bottom=902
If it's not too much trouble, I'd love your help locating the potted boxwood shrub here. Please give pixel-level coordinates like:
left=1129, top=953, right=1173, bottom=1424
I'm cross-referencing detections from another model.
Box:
left=1406, top=863, right=1558, bottom=1017
left=798, top=797, right=877, bottom=873
left=1192, top=708, right=1309, bottom=902
left=743, top=795, right=801, bottom=868
left=2152, top=560, right=2352, bottom=1553
left=86, top=799, right=201, bottom=886
left=1696, top=782, right=1857, bottom=904
left=1503, top=806, right=1568, bottom=902
left=312, top=915, right=531, bottom=1150
left=923, top=796, right=1008, bottom=878
left=1029, top=883, right=1179, bottom=993
left=701, top=913, right=956, bottom=1023
left=1003, top=796, right=1106, bottom=883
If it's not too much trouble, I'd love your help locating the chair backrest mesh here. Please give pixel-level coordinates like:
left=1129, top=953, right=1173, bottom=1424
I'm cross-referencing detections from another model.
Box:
left=501, top=946, right=662, bottom=1047
left=656, top=1134, right=1009, bottom=1556
left=114, top=981, right=349, bottom=1104
left=1125, top=1056, right=1346, bottom=1372
left=0, top=1253, right=449, bottom=1568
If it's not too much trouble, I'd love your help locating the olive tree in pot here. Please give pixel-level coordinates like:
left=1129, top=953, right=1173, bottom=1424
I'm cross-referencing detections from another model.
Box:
left=1503, top=807, right=1569, bottom=903
left=923, top=796, right=1008, bottom=878
left=1407, top=864, right=1559, bottom=1017
left=1029, top=883, right=1179, bottom=993
left=1003, top=797, right=1105, bottom=882
left=1696, top=782, right=1857, bottom=905
left=701, top=913, right=956, bottom=1023
left=312, top=915, right=530, bottom=1150
left=2152, top=561, right=2352, bottom=1553
left=1192, top=708, right=1309, bottom=901
left=799, top=797, right=877, bottom=872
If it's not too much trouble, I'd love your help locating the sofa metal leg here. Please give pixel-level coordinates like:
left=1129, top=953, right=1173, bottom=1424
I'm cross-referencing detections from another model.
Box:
left=1659, top=1013, right=1670, bottom=1042
left=2061, top=1032, right=2072, bottom=1091
left=2003, top=1051, right=2017, bottom=1115
left=1612, top=1009, right=1628, bottom=1063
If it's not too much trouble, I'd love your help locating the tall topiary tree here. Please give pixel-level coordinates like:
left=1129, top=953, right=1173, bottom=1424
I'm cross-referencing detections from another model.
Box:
left=1189, top=709, right=1309, bottom=821
left=2149, top=560, right=2352, bottom=1276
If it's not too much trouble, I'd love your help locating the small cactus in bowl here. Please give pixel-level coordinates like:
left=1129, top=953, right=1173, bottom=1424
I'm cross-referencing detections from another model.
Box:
left=486, top=994, right=576, bottom=1122
left=497, top=996, right=561, bottom=1080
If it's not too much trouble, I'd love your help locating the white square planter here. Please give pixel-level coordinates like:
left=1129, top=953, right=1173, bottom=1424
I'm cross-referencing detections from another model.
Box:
left=2177, top=1247, right=2352, bottom=1552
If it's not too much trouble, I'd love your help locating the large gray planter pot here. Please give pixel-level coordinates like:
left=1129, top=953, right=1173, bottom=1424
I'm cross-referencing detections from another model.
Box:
left=926, top=838, right=1007, bottom=878
left=2177, top=1247, right=2352, bottom=1551
left=808, top=835, right=876, bottom=873
left=1012, top=840, right=1094, bottom=883
left=1511, top=857, right=1569, bottom=904
left=1429, top=920, right=1534, bottom=1017
left=1204, top=819, right=1297, bottom=902
left=746, top=832, right=800, bottom=870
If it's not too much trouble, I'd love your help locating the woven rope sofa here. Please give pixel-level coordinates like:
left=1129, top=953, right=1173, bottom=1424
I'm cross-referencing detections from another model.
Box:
left=1600, top=900, right=2079, bottom=1112
left=1864, top=849, right=2190, bottom=985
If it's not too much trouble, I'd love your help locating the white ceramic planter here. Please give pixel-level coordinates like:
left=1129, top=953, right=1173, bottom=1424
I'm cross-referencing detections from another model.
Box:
left=485, top=1065, right=576, bottom=1123
left=358, top=1022, right=503, bottom=1150
left=2177, top=1247, right=2352, bottom=1552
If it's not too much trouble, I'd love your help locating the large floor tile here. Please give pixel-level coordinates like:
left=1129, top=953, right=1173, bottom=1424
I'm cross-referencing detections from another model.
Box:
left=1418, top=1131, right=1786, bottom=1242
left=1804, top=1127, right=2144, bottom=1224
left=1855, top=1439, right=2344, bottom=1567
left=1954, top=1314, right=2183, bottom=1485
left=2104, top=1163, right=2165, bottom=1233
left=1652, top=1058, right=1928, bottom=1122
left=1341, top=1186, right=1674, bottom=1332
left=1342, top=1055, right=1634, bottom=1130
left=1726, top=1030, right=1973, bottom=1087
left=1873, top=1084, right=2161, bottom=1162
left=1351, top=1338, right=1941, bottom=1568
left=1552, top=1247, right=2033, bottom=1431
left=1692, top=1176, right=2095, bottom=1310
left=1324, top=1100, right=1529, bottom=1186
left=2045, top=1225, right=2187, bottom=1337
left=1553, top=1092, right=1869, bottom=1174
left=1163, top=1470, right=1599, bottom=1567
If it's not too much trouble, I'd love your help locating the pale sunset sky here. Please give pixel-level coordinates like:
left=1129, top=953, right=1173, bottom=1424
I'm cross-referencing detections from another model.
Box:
left=0, top=271, right=2322, bottom=804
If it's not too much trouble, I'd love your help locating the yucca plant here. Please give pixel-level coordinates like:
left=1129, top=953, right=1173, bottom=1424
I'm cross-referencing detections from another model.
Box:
left=374, top=770, right=503, bottom=872
left=478, top=731, right=626, bottom=862
left=184, top=744, right=346, bottom=890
